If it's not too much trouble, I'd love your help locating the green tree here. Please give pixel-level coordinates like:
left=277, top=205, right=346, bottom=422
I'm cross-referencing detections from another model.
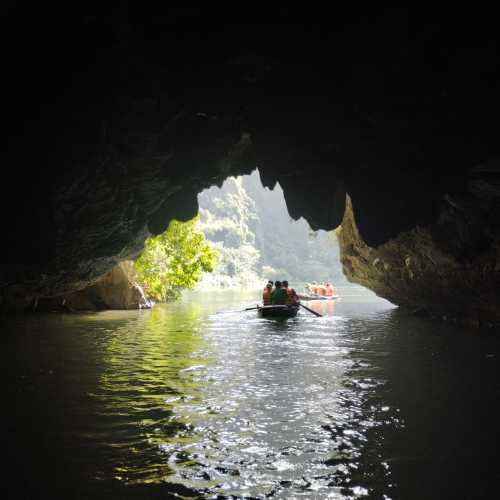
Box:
left=135, top=217, right=218, bottom=301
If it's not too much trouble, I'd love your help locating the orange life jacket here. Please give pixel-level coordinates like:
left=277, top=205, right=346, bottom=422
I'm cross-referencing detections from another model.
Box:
left=316, top=285, right=326, bottom=296
left=325, top=284, right=334, bottom=296
left=263, top=288, right=272, bottom=305
left=285, top=287, right=297, bottom=305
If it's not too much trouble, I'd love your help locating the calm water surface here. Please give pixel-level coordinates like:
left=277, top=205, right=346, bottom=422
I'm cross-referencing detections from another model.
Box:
left=4, top=287, right=500, bottom=499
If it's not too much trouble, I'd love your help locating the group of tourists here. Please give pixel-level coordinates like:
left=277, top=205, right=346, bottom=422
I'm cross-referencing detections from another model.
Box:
left=262, top=280, right=299, bottom=306
left=306, top=281, right=336, bottom=296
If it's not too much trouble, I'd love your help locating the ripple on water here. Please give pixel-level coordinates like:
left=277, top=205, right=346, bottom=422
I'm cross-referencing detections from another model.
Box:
left=10, top=293, right=497, bottom=499
left=135, top=304, right=399, bottom=499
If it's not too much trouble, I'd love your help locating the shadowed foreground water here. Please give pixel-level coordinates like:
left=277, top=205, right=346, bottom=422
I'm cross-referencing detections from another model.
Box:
left=4, top=287, right=500, bottom=499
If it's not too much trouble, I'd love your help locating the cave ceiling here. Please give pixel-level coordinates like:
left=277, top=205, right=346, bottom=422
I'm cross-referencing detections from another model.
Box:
left=2, top=6, right=500, bottom=303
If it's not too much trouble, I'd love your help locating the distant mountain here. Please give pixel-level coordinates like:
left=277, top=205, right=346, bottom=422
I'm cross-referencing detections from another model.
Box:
left=197, top=169, right=347, bottom=289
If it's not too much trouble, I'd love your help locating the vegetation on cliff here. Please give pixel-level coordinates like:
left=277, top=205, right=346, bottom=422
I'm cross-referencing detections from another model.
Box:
left=134, top=217, right=218, bottom=301
left=197, top=169, right=347, bottom=289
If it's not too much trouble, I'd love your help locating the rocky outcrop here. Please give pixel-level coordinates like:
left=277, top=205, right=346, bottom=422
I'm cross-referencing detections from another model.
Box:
left=37, top=262, right=151, bottom=312
left=337, top=160, right=500, bottom=327
left=1, top=116, right=255, bottom=311
left=2, top=8, right=500, bottom=324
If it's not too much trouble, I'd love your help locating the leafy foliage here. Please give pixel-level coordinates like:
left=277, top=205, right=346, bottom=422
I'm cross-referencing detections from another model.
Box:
left=134, top=217, right=218, bottom=301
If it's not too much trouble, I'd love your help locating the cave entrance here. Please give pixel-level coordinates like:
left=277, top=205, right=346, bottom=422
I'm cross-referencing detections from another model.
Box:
left=107, top=167, right=382, bottom=312
left=30, top=169, right=381, bottom=314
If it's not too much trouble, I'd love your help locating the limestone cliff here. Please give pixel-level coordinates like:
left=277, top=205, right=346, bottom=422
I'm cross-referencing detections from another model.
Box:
left=37, top=262, right=151, bottom=312
left=337, top=160, right=500, bottom=327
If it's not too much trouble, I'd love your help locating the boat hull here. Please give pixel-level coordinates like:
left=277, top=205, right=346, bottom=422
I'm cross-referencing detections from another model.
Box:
left=257, top=305, right=299, bottom=318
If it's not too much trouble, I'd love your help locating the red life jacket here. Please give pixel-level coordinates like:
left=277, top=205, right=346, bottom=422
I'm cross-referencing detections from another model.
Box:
left=285, top=287, right=297, bottom=305
left=263, top=288, right=272, bottom=305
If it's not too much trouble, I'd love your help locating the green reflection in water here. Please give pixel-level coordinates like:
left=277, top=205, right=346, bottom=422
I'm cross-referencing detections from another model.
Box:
left=88, top=303, right=212, bottom=485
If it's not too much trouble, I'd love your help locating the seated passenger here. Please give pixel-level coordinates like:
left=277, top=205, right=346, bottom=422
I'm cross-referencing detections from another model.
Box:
left=262, top=282, right=273, bottom=305
left=283, top=280, right=299, bottom=305
left=271, top=280, right=288, bottom=305
left=325, top=282, right=334, bottom=296
left=307, top=281, right=318, bottom=294
left=316, top=282, right=327, bottom=296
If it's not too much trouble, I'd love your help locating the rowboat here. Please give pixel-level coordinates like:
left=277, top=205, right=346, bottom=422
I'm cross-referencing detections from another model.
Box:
left=257, top=304, right=299, bottom=319
left=297, top=293, right=339, bottom=301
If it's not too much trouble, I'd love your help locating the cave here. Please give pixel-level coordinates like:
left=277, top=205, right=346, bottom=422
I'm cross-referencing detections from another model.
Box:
left=2, top=6, right=500, bottom=327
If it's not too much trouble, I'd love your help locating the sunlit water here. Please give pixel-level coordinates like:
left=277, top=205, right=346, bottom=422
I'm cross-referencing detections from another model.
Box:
left=3, top=287, right=500, bottom=499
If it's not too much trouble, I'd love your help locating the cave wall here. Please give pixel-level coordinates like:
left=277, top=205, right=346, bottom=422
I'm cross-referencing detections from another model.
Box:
left=37, top=261, right=151, bottom=312
left=2, top=7, right=500, bottom=321
left=337, top=160, right=500, bottom=326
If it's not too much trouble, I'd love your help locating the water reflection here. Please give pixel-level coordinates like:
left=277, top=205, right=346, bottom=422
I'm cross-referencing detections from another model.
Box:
left=144, top=303, right=400, bottom=498
left=87, top=303, right=211, bottom=484
left=305, top=298, right=337, bottom=316
left=4, top=288, right=500, bottom=499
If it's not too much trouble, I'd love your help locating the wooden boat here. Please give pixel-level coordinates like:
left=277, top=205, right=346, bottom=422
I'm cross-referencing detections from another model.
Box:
left=257, top=304, right=299, bottom=319
left=297, top=293, right=339, bottom=301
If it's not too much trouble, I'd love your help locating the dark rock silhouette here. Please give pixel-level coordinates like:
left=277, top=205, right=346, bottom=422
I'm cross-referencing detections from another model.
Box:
left=2, top=7, right=499, bottom=324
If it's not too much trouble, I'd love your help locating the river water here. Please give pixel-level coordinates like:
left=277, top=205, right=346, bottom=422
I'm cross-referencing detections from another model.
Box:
left=3, top=287, right=500, bottom=499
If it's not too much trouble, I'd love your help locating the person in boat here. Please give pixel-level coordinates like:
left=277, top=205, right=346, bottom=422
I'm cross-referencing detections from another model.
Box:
left=271, top=280, right=288, bottom=305
left=307, top=281, right=318, bottom=294
left=325, top=282, right=335, bottom=297
left=262, top=282, right=273, bottom=305
left=283, top=280, right=299, bottom=305
left=315, top=282, right=327, bottom=296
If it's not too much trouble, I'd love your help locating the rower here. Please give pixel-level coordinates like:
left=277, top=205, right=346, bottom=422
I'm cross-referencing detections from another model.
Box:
left=271, top=280, right=287, bottom=305
left=283, top=280, right=299, bottom=305
left=263, top=281, right=273, bottom=305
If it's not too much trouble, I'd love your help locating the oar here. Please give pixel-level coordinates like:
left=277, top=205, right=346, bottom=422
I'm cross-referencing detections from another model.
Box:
left=299, top=302, right=323, bottom=317
left=216, top=306, right=259, bottom=314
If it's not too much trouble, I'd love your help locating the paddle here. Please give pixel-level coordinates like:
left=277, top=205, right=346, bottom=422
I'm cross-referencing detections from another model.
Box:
left=216, top=306, right=259, bottom=314
left=299, top=302, right=323, bottom=317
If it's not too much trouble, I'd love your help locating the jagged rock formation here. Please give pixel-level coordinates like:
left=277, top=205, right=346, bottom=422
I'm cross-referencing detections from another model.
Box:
left=2, top=7, right=500, bottom=323
left=337, top=160, right=500, bottom=327
left=36, top=262, right=151, bottom=312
